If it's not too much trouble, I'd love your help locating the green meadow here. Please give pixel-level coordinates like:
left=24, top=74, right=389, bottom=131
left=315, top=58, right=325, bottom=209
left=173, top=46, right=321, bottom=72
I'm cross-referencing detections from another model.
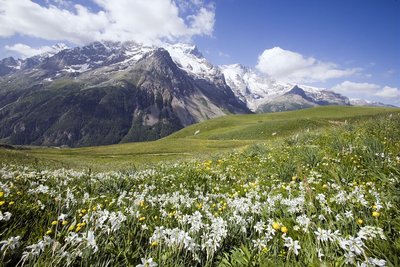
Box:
left=0, top=106, right=398, bottom=171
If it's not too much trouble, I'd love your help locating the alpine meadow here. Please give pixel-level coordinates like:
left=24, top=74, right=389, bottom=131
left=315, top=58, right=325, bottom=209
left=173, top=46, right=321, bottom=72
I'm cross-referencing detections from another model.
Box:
left=0, top=0, right=400, bottom=266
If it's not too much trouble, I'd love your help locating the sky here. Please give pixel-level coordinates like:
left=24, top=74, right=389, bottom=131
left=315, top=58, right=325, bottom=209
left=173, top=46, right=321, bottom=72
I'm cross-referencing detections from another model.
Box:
left=0, top=0, right=399, bottom=105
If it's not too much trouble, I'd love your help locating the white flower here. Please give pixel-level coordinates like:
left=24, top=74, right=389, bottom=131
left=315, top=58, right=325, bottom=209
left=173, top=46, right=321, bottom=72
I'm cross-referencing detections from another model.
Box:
left=314, top=228, right=340, bottom=242
left=0, top=236, right=20, bottom=251
left=254, top=221, right=265, bottom=234
left=0, top=211, right=11, bottom=221
left=136, top=257, right=158, bottom=267
left=339, top=236, right=364, bottom=255
left=296, top=214, right=310, bottom=232
left=368, top=257, right=386, bottom=267
left=85, top=231, right=98, bottom=253
left=344, top=210, right=353, bottom=218
left=283, top=236, right=301, bottom=256
left=358, top=226, right=386, bottom=241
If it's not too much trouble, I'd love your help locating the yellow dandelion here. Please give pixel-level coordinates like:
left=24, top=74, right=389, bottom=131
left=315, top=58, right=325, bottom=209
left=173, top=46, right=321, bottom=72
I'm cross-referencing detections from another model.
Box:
left=46, top=230, right=53, bottom=235
left=272, top=222, right=280, bottom=230
left=372, top=211, right=380, bottom=218
left=0, top=201, right=5, bottom=206
left=8, top=201, right=14, bottom=205
left=139, top=216, right=146, bottom=221
left=0, top=192, right=4, bottom=197
left=357, top=219, right=363, bottom=225
left=62, top=220, right=69, bottom=226
left=68, top=225, right=75, bottom=231
left=281, top=226, right=288, bottom=233
left=51, top=220, right=58, bottom=226
left=151, top=241, right=158, bottom=247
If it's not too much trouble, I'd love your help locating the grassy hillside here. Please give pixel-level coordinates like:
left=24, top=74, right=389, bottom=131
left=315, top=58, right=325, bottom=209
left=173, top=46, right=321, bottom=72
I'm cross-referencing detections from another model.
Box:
left=0, top=106, right=399, bottom=171
left=0, top=109, right=399, bottom=266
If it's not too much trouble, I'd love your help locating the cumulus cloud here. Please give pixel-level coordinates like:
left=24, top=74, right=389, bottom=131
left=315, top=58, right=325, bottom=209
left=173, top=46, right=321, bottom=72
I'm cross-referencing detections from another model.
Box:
left=0, top=0, right=215, bottom=45
left=375, top=86, right=400, bottom=98
left=256, top=47, right=360, bottom=83
left=332, top=81, right=400, bottom=99
left=5, top=43, right=68, bottom=58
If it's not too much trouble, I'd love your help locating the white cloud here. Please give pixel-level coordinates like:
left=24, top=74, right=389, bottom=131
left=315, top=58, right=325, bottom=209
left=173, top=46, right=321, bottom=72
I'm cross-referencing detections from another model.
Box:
left=332, top=81, right=380, bottom=94
left=5, top=43, right=68, bottom=58
left=256, top=47, right=360, bottom=83
left=332, top=81, right=400, bottom=100
left=0, top=0, right=215, bottom=45
left=375, top=86, right=400, bottom=98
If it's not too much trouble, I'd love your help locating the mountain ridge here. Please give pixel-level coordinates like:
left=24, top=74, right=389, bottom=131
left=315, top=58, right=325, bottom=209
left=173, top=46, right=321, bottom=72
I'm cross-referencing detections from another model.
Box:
left=0, top=41, right=395, bottom=147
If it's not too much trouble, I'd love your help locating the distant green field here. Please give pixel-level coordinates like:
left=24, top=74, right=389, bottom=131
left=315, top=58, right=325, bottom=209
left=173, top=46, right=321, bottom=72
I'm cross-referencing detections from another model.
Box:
left=0, top=106, right=399, bottom=171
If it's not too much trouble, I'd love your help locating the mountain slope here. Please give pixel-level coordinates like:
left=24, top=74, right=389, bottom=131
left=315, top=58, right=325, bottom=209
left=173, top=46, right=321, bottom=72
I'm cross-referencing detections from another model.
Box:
left=220, top=64, right=350, bottom=112
left=0, top=42, right=249, bottom=147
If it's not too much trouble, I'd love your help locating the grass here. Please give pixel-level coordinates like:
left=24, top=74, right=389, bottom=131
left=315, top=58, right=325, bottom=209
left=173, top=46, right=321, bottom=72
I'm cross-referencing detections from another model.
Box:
left=0, top=106, right=398, bottom=171
left=0, top=110, right=399, bottom=266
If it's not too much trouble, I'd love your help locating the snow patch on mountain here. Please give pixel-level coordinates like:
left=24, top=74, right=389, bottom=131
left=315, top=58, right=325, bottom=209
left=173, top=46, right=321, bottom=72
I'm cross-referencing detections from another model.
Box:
left=163, top=43, right=219, bottom=80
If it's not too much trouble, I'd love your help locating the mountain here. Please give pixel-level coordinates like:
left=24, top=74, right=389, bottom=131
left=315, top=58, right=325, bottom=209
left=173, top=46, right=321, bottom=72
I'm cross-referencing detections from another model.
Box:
left=0, top=41, right=249, bottom=147
left=350, top=98, right=397, bottom=108
left=220, top=64, right=350, bottom=112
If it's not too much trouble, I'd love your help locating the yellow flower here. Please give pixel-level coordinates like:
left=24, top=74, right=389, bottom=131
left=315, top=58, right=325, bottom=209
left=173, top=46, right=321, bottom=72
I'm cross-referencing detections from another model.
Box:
left=151, top=241, right=158, bottom=247
left=372, top=211, right=380, bottom=218
left=8, top=201, right=14, bottom=205
left=281, top=226, right=288, bottom=233
left=372, top=205, right=378, bottom=210
left=139, top=216, right=146, bottom=221
left=81, top=209, right=87, bottom=214
left=0, top=192, right=4, bottom=197
left=68, top=225, right=75, bottom=231
left=62, top=220, right=69, bottom=225
left=357, top=219, right=363, bottom=225
left=322, top=184, right=328, bottom=189
left=292, top=176, right=297, bottom=181
left=75, top=226, right=82, bottom=232
left=272, top=222, right=280, bottom=230
left=0, top=201, right=5, bottom=206
left=51, top=220, right=58, bottom=225
left=46, top=230, right=53, bottom=235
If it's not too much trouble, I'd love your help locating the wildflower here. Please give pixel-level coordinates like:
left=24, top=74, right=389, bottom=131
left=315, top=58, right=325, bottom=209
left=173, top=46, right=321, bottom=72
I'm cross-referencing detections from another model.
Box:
left=68, top=225, right=75, bottom=231
left=283, top=236, right=301, bottom=256
left=314, top=228, right=340, bottom=242
left=136, top=257, right=158, bottom=267
left=0, top=201, right=5, bottom=206
left=51, top=221, right=58, bottom=225
left=46, top=230, right=53, bottom=235
left=0, top=211, right=11, bottom=221
left=281, top=226, right=288, bottom=233
left=150, top=241, right=158, bottom=247
left=85, top=230, right=98, bottom=253
left=8, top=201, right=14, bottom=205
left=62, top=220, right=69, bottom=226
left=254, top=221, right=265, bottom=234
left=0, top=192, right=3, bottom=197
left=372, top=211, right=380, bottom=218
left=357, top=219, right=363, bottom=225
left=0, top=236, right=20, bottom=251
left=139, top=216, right=146, bottom=221
left=272, top=222, right=280, bottom=230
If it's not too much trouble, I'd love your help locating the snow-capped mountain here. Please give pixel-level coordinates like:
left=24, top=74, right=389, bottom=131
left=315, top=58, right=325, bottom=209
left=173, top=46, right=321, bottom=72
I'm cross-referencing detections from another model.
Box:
left=220, top=63, right=350, bottom=112
left=0, top=41, right=249, bottom=147
left=350, top=98, right=397, bottom=108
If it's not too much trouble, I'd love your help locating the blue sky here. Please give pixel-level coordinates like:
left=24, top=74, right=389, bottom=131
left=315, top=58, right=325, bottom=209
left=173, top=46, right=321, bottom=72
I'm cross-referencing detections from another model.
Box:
left=0, top=0, right=399, bottom=105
